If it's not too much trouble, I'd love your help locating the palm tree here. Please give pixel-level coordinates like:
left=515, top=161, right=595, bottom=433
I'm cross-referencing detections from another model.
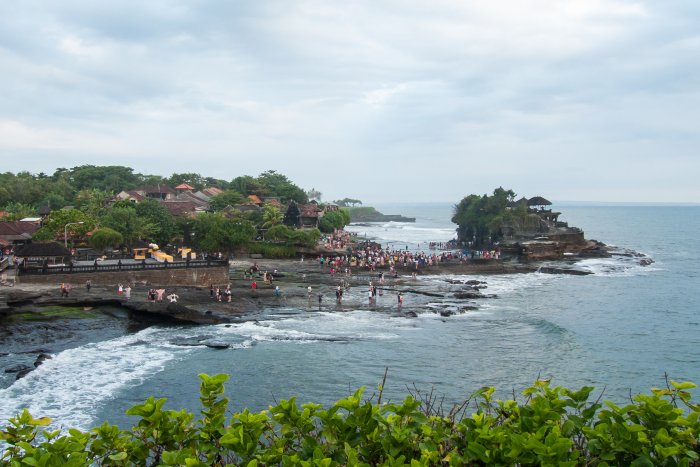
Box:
left=262, top=205, right=282, bottom=229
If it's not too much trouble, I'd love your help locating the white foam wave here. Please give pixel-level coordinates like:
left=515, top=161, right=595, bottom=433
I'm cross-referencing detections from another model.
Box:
left=0, top=327, right=189, bottom=431
left=212, top=311, right=406, bottom=343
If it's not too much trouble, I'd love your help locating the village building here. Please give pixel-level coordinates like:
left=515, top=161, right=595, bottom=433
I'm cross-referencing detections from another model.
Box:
left=14, top=242, right=71, bottom=267
left=0, top=221, right=40, bottom=246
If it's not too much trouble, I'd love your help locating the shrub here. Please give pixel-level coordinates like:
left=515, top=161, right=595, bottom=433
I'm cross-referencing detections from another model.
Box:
left=1, top=376, right=699, bottom=466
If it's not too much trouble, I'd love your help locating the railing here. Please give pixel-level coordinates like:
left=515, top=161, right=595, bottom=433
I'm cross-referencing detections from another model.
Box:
left=17, top=258, right=229, bottom=276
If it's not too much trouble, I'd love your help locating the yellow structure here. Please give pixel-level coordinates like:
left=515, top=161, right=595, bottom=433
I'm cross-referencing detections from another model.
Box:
left=178, top=247, right=197, bottom=259
left=132, top=246, right=174, bottom=262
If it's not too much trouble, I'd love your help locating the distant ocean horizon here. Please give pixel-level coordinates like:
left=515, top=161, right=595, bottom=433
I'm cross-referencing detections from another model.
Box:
left=1, top=204, right=698, bottom=433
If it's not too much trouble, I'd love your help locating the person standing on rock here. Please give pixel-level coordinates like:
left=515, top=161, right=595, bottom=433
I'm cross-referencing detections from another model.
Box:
left=318, top=292, right=323, bottom=308
left=398, top=292, right=403, bottom=308
left=124, top=285, right=131, bottom=300
left=118, top=283, right=123, bottom=295
left=307, top=286, right=312, bottom=299
left=86, top=279, right=92, bottom=293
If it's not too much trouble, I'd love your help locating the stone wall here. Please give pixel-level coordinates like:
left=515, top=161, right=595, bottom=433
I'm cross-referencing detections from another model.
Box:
left=15, top=266, right=229, bottom=287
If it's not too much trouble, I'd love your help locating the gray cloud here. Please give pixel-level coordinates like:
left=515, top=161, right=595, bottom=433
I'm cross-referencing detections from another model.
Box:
left=0, top=0, right=698, bottom=203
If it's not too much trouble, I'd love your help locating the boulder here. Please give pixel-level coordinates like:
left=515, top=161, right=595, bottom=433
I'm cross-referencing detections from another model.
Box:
left=34, top=353, right=52, bottom=367
left=5, top=364, right=32, bottom=373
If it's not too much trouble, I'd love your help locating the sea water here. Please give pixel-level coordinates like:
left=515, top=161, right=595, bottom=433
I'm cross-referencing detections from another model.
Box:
left=1, top=204, right=698, bottom=431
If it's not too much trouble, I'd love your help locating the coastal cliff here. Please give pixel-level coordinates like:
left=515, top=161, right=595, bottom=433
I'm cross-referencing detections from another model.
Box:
left=346, top=206, right=415, bottom=223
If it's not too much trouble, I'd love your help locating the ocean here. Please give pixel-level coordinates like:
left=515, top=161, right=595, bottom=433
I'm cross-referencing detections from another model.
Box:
left=1, top=203, right=698, bottom=432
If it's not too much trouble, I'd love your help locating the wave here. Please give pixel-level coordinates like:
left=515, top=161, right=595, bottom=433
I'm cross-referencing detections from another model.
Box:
left=0, top=327, right=190, bottom=431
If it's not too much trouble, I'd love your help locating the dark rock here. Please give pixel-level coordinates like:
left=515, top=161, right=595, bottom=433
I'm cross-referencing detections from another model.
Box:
left=454, top=292, right=496, bottom=299
left=440, top=310, right=455, bottom=317
left=204, top=341, right=230, bottom=349
left=404, top=311, right=418, bottom=318
left=639, top=258, right=654, bottom=266
left=538, top=267, right=592, bottom=276
left=5, top=364, right=32, bottom=373
left=34, top=353, right=52, bottom=367
left=460, top=306, right=479, bottom=312
left=16, top=368, right=33, bottom=380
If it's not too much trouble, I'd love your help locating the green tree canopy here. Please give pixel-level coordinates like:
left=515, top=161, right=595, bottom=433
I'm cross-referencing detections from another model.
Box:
left=192, top=213, right=256, bottom=254
left=89, top=227, right=123, bottom=252
left=134, top=199, right=177, bottom=246
left=452, top=187, right=517, bottom=246
left=100, top=206, right=157, bottom=247
left=209, top=191, right=245, bottom=211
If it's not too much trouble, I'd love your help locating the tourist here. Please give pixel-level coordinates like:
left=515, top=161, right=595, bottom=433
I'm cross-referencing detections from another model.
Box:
left=156, top=289, right=165, bottom=302
left=307, top=286, right=312, bottom=298
left=124, top=285, right=131, bottom=300
left=60, top=283, right=68, bottom=297
left=85, top=279, right=91, bottom=293
left=167, top=292, right=179, bottom=303
left=317, top=293, right=322, bottom=307
left=118, top=283, right=123, bottom=295
left=225, top=286, right=232, bottom=302
left=210, top=284, right=214, bottom=298
left=398, top=292, right=403, bottom=307
left=274, top=286, right=281, bottom=297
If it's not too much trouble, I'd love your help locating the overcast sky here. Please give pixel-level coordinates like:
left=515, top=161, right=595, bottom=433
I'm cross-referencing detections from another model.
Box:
left=1, top=1, right=699, bottom=204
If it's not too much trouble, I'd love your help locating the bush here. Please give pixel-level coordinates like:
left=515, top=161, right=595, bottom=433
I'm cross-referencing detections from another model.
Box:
left=2, top=376, right=699, bottom=466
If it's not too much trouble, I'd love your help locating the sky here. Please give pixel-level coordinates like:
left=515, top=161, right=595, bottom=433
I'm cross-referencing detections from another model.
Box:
left=1, top=1, right=699, bottom=204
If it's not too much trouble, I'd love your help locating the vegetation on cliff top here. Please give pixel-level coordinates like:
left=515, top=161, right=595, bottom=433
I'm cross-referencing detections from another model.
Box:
left=0, top=166, right=352, bottom=256
left=2, top=374, right=698, bottom=466
left=452, top=187, right=527, bottom=247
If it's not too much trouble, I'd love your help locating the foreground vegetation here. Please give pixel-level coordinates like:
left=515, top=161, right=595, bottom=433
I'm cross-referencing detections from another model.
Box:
left=2, top=374, right=698, bottom=466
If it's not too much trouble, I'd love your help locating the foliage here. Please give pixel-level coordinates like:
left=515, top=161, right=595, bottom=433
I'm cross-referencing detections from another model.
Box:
left=99, top=207, right=157, bottom=247
left=334, top=197, right=363, bottom=207
left=89, top=228, right=124, bottom=252
left=261, top=205, right=283, bottom=229
left=264, top=225, right=321, bottom=247
left=246, top=242, right=298, bottom=258
left=191, top=213, right=256, bottom=254
left=306, top=188, right=322, bottom=202
left=208, top=191, right=245, bottom=211
left=1, top=202, right=36, bottom=221
left=319, top=210, right=350, bottom=233
left=451, top=187, right=521, bottom=246
left=74, top=189, right=114, bottom=219
left=167, top=173, right=228, bottom=191
left=257, top=170, right=308, bottom=203
left=229, top=175, right=265, bottom=197
left=2, top=376, right=699, bottom=466
left=39, top=209, right=97, bottom=242
left=134, top=200, right=177, bottom=246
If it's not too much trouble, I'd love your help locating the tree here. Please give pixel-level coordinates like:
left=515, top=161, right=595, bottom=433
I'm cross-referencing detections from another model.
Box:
left=134, top=199, right=177, bottom=246
left=90, top=228, right=123, bottom=252
left=334, top=198, right=362, bottom=207
left=100, top=207, right=157, bottom=247
left=452, top=187, right=517, bottom=246
left=2, top=202, right=36, bottom=221
left=261, top=205, right=282, bottom=229
left=230, top=175, right=265, bottom=197
left=209, top=191, right=245, bottom=211
left=306, top=188, right=322, bottom=202
left=257, top=170, right=308, bottom=203
left=74, top=189, right=113, bottom=218
left=318, top=210, right=349, bottom=233
left=192, top=213, right=256, bottom=254
left=40, top=209, right=97, bottom=241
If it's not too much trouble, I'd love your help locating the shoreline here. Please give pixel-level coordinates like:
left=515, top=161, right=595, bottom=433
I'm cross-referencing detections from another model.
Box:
left=1, top=258, right=536, bottom=324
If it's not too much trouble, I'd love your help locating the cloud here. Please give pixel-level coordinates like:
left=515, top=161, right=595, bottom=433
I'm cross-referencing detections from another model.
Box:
left=0, top=0, right=698, bottom=203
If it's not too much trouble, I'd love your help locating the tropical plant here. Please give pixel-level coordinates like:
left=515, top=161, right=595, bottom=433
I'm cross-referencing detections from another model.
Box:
left=261, top=205, right=282, bottom=229
left=2, top=376, right=699, bottom=466
left=89, top=227, right=124, bottom=252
